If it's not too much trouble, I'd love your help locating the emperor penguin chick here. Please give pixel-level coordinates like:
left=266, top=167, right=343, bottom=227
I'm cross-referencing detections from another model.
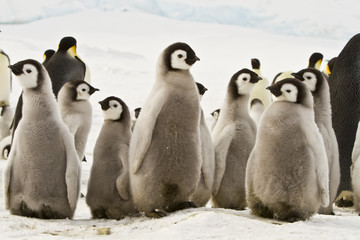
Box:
left=210, top=109, right=220, bottom=132
left=0, top=49, right=11, bottom=107
left=129, top=42, right=201, bottom=218
left=211, top=68, right=261, bottom=210
left=130, top=107, right=141, bottom=132
left=293, top=68, right=340, bottom=215
left=190, top=82, right=215, bottom=207
left=57, top=80, right=98, bottom=162
left=4, top=59, right=81, bottom=219
left=246, top=78, right=329, bottom=222
left=86, top=96, right=138, bottom=219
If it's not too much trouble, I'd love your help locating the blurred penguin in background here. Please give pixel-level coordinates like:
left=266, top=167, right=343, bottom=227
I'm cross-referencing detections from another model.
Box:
left=0, top=49, right=11, bottom=107
left=249, top=58, right=271, bottom=126
left=308, top=52, right=323, bottom=70
left=329, top=33, right=360, bottom=204
left=210, top=109, right=220, bottom=132
left=190, top=82, right=215, bottom=207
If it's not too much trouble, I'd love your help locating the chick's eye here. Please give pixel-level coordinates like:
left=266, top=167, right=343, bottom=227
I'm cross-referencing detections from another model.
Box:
left=82, top=88, right=86, bottom=92
left=286, top=89, right=291, bottom=93
left=26, top=69, right=32, bottom=73
left=113, top=104, right=118, bottom=108
left=178, top=54, right=183, bottom=58
left=306, top=76, right=312, bottom=80
left=243, top=77, right=248, bottom=81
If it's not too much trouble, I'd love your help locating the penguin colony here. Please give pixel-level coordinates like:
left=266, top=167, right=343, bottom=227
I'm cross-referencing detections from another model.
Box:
left=2, top=33, right=360, bottom=222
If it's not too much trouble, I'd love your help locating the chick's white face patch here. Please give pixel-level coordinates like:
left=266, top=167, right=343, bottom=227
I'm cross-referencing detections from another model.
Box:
left=76, top=83, right=91, bottom=100
left=236, top=73, right=255, bottom=95
left=274, top=83, right=298, bottom=103
left=17, top=64, right=39, bottom=89
left=302, top=72, right=317, bottom=92
left=103, top=100, right=123, bottom=120
left=171, top=50, right=190, bottom=70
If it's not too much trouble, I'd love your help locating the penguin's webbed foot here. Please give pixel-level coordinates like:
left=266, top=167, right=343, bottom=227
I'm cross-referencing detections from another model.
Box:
left=145, top=210, right=167, bottom=218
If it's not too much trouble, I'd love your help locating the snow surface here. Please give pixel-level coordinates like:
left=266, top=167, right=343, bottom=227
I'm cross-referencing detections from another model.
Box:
left=1, top=2, right=360, bottom=240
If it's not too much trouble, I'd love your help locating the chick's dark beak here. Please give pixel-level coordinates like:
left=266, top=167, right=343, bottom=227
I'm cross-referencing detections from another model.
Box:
left=266, top=85, right=282, bottom=97
left=9, top=64, right=23, bottom=76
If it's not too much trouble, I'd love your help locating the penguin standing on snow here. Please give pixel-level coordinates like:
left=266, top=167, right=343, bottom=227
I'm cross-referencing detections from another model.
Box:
left=0, top=49, right=11, bottom=107
left=4, top=59, right=81, bottom=219
left=329, top=33, right=360, bottom=197
left=86, top=97, right=138, bottom=219
left=129, top=42, right=201, bottom=218
left=293, top=68, right=340, bottom=215
left=246, top=78, right=329, bottom=222
left=57, top=80, right=99, bottom=162
left=190, top=82, right=215, bottom=207
left=211, top=68, right=261, bottom=210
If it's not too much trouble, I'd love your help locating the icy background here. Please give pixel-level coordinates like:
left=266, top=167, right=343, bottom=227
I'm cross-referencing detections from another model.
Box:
left=1, top=0, right=359, bottom=39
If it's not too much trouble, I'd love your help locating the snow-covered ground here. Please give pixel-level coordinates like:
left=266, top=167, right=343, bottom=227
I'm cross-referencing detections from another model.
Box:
left=1, top=1, right=360, bottom=239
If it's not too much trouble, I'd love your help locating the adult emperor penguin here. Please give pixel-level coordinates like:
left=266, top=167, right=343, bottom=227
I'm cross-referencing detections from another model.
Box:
left=246, top=78, right=329, bottom=222
left=0, top=49, right=11, bottom=107
left=351, top=121, right=360, bottom=214
left=293, top=68, right=340, bottom=215
left=190, top=82, right=215, bottom=207
left=308, top=52, right=323, bottom=70
left=249, top=58, right=271, bottom=109
left=129, top=42, right=201, bottom=217
left=272, top=71, right=293, bottom=85
left=211, top=68, right=261, bottom=210
left=87, top=96, right=138, bottom=219
left=329, top=33, right=360, bottom=197
left=249, top=98, right=265, bottom=127
left=210, top=109, right=220, bottom=132
left=42, top=49, right=55, bottom=65
left=4, top=59, right=81, bottom=219
left=57, top=79, right=99, bottom=162
left=44, top=36, right=87, bottom=96
left=323, top=57, right=337, bottom=80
